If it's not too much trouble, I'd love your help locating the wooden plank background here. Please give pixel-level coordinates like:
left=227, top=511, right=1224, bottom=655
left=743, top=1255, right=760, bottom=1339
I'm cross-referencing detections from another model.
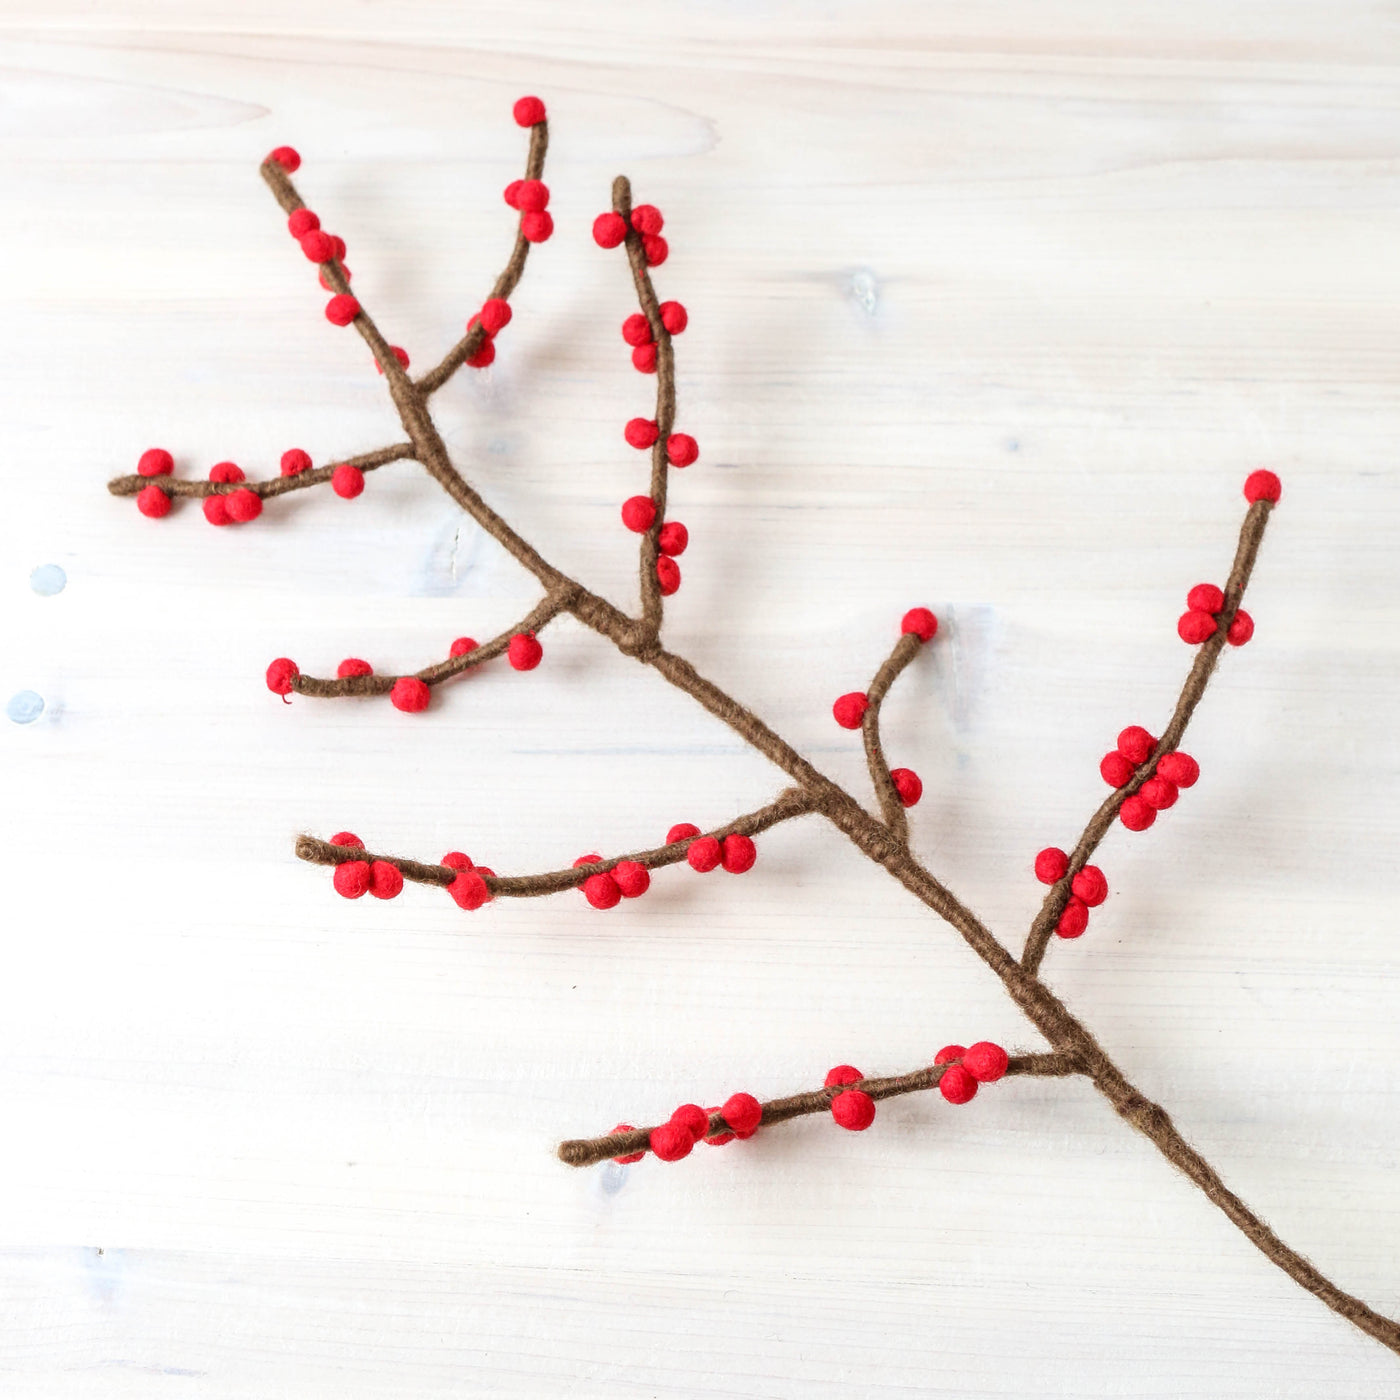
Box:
left=2, top=2, right=1399, bottom=1393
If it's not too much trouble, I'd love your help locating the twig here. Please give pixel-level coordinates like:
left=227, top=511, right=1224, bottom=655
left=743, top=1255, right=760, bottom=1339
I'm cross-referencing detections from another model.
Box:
left=559, top=1052, right=1082, bottom=1167
left=862, top=631, right=921, bottom=840
left=106, top=443, right=416, bottom=500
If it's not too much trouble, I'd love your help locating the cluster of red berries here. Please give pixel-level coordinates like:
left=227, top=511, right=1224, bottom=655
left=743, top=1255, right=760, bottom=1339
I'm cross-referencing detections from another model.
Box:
left=133, top=448, right=179, bottom=519
left=265, top=632, right=543, bottom=704
left=1099, top=726, right=1201, bottom=831
left=441, top=850, right=496, bottom=911
left=265, top=148, right=363, bottom=330
left=620, top=301, right=686, bottom=374
left=502, top=178, right=553, bottom=245
left=1177, top=582, right=1254, bottom=647
left=326, top=833, right=405, bottom=900
left=617, top=1090, right=764, bottom=1164
left=667, top=823, right=758, bottom=873
left=823, top=1041, right=1009, bottom=1133
left=830, top=608, right=938, bottom=805
left=572, top=854, right=651, bottom=909
left=592, top=200, right=669, bottom=267
left=462, top=298, right=514, bottom=370
left=1033, top=848, right=1110, bottom=938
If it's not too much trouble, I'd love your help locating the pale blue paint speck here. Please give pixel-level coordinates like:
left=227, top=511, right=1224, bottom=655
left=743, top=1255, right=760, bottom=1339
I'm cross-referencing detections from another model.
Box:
left=849, top=268, right=880, bottom=316
left=7, top=691, right=44, bottom=724
left=30, top=563, right=66, bottom=595
left=599, top=1162, right=629, bottom=1196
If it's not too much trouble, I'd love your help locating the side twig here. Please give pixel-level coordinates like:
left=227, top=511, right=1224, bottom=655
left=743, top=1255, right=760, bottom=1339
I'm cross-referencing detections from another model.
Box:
left=862, top=630, right=922, bottom=840
left=106, top=443, right=416, bottom=501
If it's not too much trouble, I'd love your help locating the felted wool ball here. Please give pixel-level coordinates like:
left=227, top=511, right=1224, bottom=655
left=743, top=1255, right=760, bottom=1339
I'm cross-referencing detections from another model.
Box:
left=280, top=448, right=312, bottom=476
left=1071, top=865, right=1108, bottom=907
left=901, top=607, right=938, bottom=642
left=824, top=1064, right=863, bottom=1087
left=515, top=179, right=549, bottom=213
left=1187, top=583, right=1225, bottom=614
left=266, top=658, right=299, bottom=695
left=1119, top=795, right=1157, bottom=831
left=592, top=212, right=627, bottom=248
left=202, top=495, right=231, bottom=526
left=1056, top=897, right=1089, bottom=938
left=513, top=96, right=546, bottom=127
left=448, top=870, right=491, bottom=910
left=1178, top=610, right=1217, bottom=644
left=720, top=833, right=756, bottom=873
left=466, top=338, right=496, bottom=368
left=658, top=521, right=688, bottom=556
left=208, top=461, right=244, bottom=483
left=670, top=1103, right=710, bottom=1141
left=1100, top=752, right=1135, bottom=788
left=934, top=1045, right=966, bottom=1065
left=479, top=299, right=512, bottom=335
left=508, top=633, right=543, bottom=670
left=667, top=823, right=701, bottom=844
left=625, top=417, right=660, bottom=449
left=890, top=768, right=922, bottom=807
left=649, top=1121, right=693, bottom=1162
left=631, top=204, right=664, bottom=235
left=659, top=301, right=688, bottom=334
left=374, top=346, right=410, bottom=373
left=449, top=637, right=479, bottom=659
left=622, top=313, right=653, bottom=346
left=287, top=209, right=320, bottom=238
left=1244, top=469, right=1282, bottom=503
left=687, top=836, right=721, bottom=872
left=331, top=464, right=365, bottom=498
left=831, top=1090, right=876, bottom=1131
left=137, top=448, right=174, bottom=477
left=1227, top=609, right=1254, bottom=646
left=611, top=1125, right=645, bottom=1165
left=1156, top=751, right=1199, bottom=788
left=656, top=557, right=681, bottom=595
left=300, top=230, right=335, bottom=263
left=631, top=344, right=658, bottom=373
left=337, top=658, right=373, bottom=678
left=962, top=1042, right=1009, bottom=1083
left=225, top=488, right=262, bottom=523
left=642, top=234, right=668, bottom=266
left=582, top=873, right=621, bottom=909
left=390, top=677, right=430, bottom=713
left=832, top=692, right=869, bottom=729
left=521, top=211, right=553, bottom=242
left=441, top=852, right=473, bottom=870
left=939, top=1065, right=979, bottom=1104
left=621, top=496, right=657, bottom=532
left=267, top=146, right=300, bottom=171
left=1116, top=726, right=1156, bottom=765
left=136, top=485, right=171, bottom=518
left=612, top=860, right=650, bottom=898
left=1140, top=776, right=1179, bottom=810
left=721, top=1092, right=762, bottom=1136
left=368, top=860, right=404, bottom=899
left=329, top=833, right=363, bottom=848
left=666, top=433, right=698, bottom=467
left=333, top=860, right=371, bottom=899
left=325, top=294, right=361, bottom=326
left=1034, top=847, right=1069, bottom=885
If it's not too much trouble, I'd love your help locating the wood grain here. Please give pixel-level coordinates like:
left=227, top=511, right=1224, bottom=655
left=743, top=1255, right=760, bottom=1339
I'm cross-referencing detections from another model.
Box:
left=2, top=2, right=1400, bottom=1392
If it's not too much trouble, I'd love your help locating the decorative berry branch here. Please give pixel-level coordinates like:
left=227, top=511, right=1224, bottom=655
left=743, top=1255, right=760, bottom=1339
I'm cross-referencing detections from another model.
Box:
left=105, top=100, right=1400, bottom=1360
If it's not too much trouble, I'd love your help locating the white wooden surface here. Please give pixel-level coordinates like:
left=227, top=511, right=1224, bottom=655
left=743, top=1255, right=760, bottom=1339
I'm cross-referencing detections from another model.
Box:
left=3, top=2, right=1400, bottom=1393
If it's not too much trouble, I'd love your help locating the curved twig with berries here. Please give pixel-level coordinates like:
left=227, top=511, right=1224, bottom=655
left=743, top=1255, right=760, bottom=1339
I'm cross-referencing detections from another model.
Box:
left=106, top=97, right=1400, bottom=1360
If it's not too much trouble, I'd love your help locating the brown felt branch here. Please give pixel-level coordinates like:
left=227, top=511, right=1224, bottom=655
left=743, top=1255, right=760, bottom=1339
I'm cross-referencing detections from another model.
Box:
left=417, top=120, right=550, bottom=396
left=612, top=175, right=677, bottom=632
left=289, top=591, right=572, bottom=699
left=295, top=787, right=814, bottom=897
left=108, top=108, right=1400, bottom=1361
left=862, top=630, right=922, bottom=841
left=558, top=1052, right=1082, bottom=1168
left=1020, top=498, right=1273, bottom=977
left=106, top=443, right=416, bottom=501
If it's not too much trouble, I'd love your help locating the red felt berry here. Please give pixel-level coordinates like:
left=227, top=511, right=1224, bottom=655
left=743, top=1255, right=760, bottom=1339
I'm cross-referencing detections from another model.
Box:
left=1056, top=897, right=1089, bottom=939
left=1119, top=795, right=1157, bottom=831
left=649, top=1121, right=693, bottom=1162
left=934, top=1046, right=965, bottom=1065
left=513, top=95, right=546, bottom=127
left=137, top=448, right=174, bottom=477
left=722, top=1092, right=762, bottom=1136
left=656, top=556, right=681, bottom=596
left=225, top=488, right=262, bottom=523
left=1034, top=847, right=1068, bottom=884
left=613, top=860, right=650, bottom=898
left=963, top=1042, right=1009, bottom=1083
left=515, top=179, right=549, bottom=213
left=625, top=417, right=660, bottom=449
left=670, top=1104, right=710, bottom=1142
left=658, top=521, right=688, bottom=556
left=1187, top=583, right=1225, bottom=614
left=375, top=346, right=410, bottom=373
left=890, top=768, right=922, bottom=807
left=331, top=464, right=365, bottom=498
left=333, top=860, right=371, bottom=899
left=441, top=851, right=472, bottom=870
left=319, top=265, right=350, bottom=290
left=832, top=692, right=869, bottom=729
left=667, top=823, right=701, bottom=844
left=572, top=854, right=602, bottom=869
left=1100, top=751, right=1135, bottom=788
left=479, top=298, right=512, bottom=335
left=1244, top=469, right=1282, bottom=504
left=582, top=872, right=622, bottom=910
left=592, top=212, right=627, bottom=248
left=325, top=294, right=360, bottom=326
left=267, top=146, right=300, bottom=172
left=831, top=1090, right=876, bottom=1131
left=1227, top=609, right=1254, bottom=646
left=202, top=495, right=231, bottom=526
left=449, top=637, right=479, bottom=659
left=508, top=633, right=543, bottom=671
left=280, top=448, right=312, bottom=476
left=503, top=180, right=523, bottom=209
left=659, top=300, right=688, bottom=335
left=621, top=314, right=653, bottom=346
left=939, top=1065, right=979, bottom=1104
left=389, top=677, right=430, bottom=713
left=720, top=833, right=756, bottom=874
left=136, top=485, right=171, bottom=518
left=368, top=860, right=403, bottom=900
left=631, top=344, right=658, bottom=373
left=630, top=204, right=664, bottom=235
left=337, top=658, right=373, bottom=678
left=466, top=338, right=496, bottom=368
left=666, top=433, right=698, bottom=467
left=330, top=833, right=363, bottom=848
left=901, top=606, right=938, bottom=642
left=1178, top=610, right=1218, bottom=644
left=687, top=835, right=722, bottom=872
left=1140, top=776, right=1179, bottom=811
left=521, top=210, right=553, bottom=242
left=447, top=870, right=491, bottom=910
left=825, top=1065, right=863, bottom=1087
left=209, top=461, right=244, bottom=483
left=621, top=496, right=657, bottom=533
left=1117, top=726, right=1157, bottom=765
left=1071, top=865, right=1108, bottom=907
left=642, top=234, right=668, bottom=266
left=1156, top=751, right=1199, bottom=788
left=329, top=235, right=346, bottom=259
left=266, top=658, right=298, bottom=695
left=611, top=1126, right=645, bottom=1165
left=287, top=209, right=320, bottom=238
left=300, top=229, right=335, bottom=262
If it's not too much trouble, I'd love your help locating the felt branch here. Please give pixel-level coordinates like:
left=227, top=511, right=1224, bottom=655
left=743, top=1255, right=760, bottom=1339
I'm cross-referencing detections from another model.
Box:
left=559, top=1051, right=1081, bottom=1168
left=1020, top=501, right=1271, bottom=974
left=106, top=100, right=1400, bottom=1361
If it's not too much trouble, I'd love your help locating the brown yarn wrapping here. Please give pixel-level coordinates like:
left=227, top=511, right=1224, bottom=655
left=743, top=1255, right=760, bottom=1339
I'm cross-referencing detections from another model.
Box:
left=105, top=117, right=1400, bottom=1358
